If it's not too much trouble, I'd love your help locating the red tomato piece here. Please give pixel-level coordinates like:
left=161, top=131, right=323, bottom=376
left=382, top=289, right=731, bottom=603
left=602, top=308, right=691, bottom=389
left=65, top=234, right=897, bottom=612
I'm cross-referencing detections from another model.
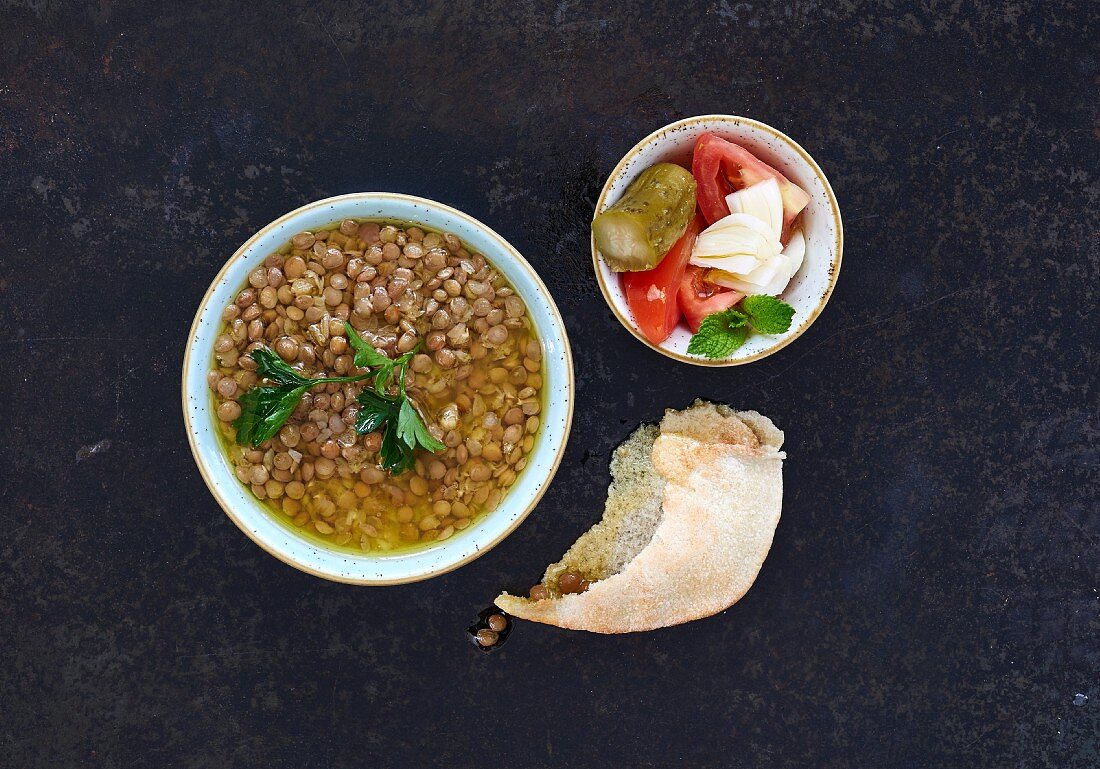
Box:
left=691, top=133, right=810, bottom=230
left=678, top=266, right=743, bottom=333
left=692, top=135, right=730, bottom=225
left=622, top=213, right=704, bottom=344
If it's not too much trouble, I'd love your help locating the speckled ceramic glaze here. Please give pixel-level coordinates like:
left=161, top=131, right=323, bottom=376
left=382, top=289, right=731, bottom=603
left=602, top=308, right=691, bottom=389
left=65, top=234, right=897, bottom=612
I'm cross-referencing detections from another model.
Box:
left=183, top=193, right=574, bottom=584
left=592, top=115, right=843, bottom=366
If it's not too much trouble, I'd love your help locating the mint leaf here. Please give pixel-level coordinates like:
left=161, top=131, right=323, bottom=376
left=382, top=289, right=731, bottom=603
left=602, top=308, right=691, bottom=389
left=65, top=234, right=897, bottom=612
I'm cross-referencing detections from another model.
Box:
left=687, top=309, right=749, bottom=359
left=741, top=295, right=795, bottom=335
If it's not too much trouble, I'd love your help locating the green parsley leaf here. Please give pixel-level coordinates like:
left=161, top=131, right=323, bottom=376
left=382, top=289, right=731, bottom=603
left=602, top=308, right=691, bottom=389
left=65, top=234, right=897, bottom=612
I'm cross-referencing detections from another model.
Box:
left=232, top=348, right=316, bottom=445
left=234, top=345, right=371, bottom=449
left=397, top=399, right=447, bottom=453
left=354, top=363, right=443, bottom=472
left=234, top=383, right=311, bottom=446
left=353, top=388, right=417, bottom=473
left=343, top=322, right=424, bottom=394
left=380, top=426, right=416, bottom=475
left=344, top=322, right=391, bottom=368
left=687, top=309, right=749, bottom=359
left=249, top=347, right=310, bottom=387
left=344, top=320, right=397, bottom=392
left=741, top=295, right=795, bottom=335
left=231, top=334, right=440, bottom=475
left=354, top=388, right=401, bottom=433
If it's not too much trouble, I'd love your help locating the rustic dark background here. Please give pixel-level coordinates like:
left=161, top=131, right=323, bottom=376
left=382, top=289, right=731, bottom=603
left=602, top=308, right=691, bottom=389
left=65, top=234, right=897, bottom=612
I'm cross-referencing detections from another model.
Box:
left=1, top=1, right=1096, bottom=767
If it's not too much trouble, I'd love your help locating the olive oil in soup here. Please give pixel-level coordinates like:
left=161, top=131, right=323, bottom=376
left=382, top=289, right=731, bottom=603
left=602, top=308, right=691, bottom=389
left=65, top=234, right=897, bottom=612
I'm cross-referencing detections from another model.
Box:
left=208, top=219, right=545, bottom=554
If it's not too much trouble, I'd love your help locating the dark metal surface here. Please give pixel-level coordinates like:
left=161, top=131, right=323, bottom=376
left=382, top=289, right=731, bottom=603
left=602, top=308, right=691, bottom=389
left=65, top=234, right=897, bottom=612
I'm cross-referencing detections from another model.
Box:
left=1, top=2, right=1096, bottom=767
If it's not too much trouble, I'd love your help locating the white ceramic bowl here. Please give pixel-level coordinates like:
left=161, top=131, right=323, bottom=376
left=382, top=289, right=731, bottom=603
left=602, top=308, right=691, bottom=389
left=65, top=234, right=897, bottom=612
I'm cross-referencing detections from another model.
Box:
left=592, top=115, right=843, bottom=366
left=183, top=193, right=574, bottom=584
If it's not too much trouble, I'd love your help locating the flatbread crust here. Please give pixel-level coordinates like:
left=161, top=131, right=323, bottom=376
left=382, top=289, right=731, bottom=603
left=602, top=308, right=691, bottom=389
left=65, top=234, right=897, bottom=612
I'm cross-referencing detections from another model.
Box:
left=496, top=402, right=784, bottom=633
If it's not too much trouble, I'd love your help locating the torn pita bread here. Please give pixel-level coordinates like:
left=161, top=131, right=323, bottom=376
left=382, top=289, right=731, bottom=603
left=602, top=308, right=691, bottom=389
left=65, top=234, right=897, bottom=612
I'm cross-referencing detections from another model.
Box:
left=495, top=400, right=784, bottom=633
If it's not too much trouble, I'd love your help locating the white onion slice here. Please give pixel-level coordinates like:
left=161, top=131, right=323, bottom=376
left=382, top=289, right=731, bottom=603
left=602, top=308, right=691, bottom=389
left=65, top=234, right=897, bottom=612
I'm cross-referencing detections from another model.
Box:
left=756, top=256, right=799, bottom=295
left=699, top=212, right=777, bottom=239
left=738, top=251, right=787, bottom=287
left=755, top=230, right=807, bottom=294
left=725, top=178, right=783, bottom=241
left=705, top=253, right=787, bottom=294
left=705, top=230, right=806, bottom=296
left=783, top=228, right=806, bottom=268
left=690, top=212, right=781, bottom=274
left=694, top=252, right=764, bottom=275
left=706, top=262, right=787, bottom=295
left=704, top=269, right=758, bottom=293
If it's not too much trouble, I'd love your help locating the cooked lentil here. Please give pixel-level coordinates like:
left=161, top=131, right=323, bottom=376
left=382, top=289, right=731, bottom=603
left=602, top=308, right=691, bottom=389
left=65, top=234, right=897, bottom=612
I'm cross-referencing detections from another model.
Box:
left=475, top=629, right=499, bottom=647
left=487, top=613, right=508, bottom=632
left=210, top=220, right=543, bottom=553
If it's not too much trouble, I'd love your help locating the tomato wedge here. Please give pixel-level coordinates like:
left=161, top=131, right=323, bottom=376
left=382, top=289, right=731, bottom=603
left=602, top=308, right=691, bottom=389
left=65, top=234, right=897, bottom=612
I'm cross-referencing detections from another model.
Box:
left=622, top=213, right=704, bottom=344
left=691, top=133, right=810, bottom=230
left=678, top=265, right=743, bottom=333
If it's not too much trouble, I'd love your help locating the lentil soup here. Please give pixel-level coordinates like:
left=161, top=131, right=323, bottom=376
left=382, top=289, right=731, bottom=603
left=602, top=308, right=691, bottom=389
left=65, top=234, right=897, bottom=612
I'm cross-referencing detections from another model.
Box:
left=208, top=219, right=544, bottom=553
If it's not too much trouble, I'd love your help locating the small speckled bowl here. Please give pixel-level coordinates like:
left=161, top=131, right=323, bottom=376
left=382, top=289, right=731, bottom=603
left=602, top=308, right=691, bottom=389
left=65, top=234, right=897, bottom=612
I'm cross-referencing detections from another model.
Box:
left=183, top=193, right=574, bottom=584
left=592, top=115, right=843, bottom=366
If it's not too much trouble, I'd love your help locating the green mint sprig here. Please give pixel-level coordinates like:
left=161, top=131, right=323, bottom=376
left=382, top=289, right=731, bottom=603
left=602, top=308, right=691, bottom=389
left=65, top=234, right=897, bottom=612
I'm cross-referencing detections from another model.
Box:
left=740, top=295, right=796, bottom=334
left=687, top=309, right=749, bottom=359
left=686, top=295, right=795, bottom=359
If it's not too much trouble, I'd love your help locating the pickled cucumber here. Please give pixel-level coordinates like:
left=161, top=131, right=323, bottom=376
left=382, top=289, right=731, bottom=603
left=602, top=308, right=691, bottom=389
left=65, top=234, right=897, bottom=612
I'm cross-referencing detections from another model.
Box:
left=593, top=163, right=697, bottom=271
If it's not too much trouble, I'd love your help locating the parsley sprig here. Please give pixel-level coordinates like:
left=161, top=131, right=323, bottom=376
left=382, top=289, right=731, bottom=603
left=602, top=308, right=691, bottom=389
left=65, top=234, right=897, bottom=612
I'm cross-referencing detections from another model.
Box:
left=352, top=342, right=446, bottom=473
left=231, top=324, right=444, bottom=474
left=233, top=347, right=370, bottom=446
left=686, top=295, right=796, bottom=359
left=344, top=322, right=405, bottom=394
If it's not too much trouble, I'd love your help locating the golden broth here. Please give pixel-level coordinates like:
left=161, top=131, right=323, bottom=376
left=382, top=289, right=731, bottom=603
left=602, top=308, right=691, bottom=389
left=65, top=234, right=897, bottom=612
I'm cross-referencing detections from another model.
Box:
left=208, top=219, right=544, bottom=554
